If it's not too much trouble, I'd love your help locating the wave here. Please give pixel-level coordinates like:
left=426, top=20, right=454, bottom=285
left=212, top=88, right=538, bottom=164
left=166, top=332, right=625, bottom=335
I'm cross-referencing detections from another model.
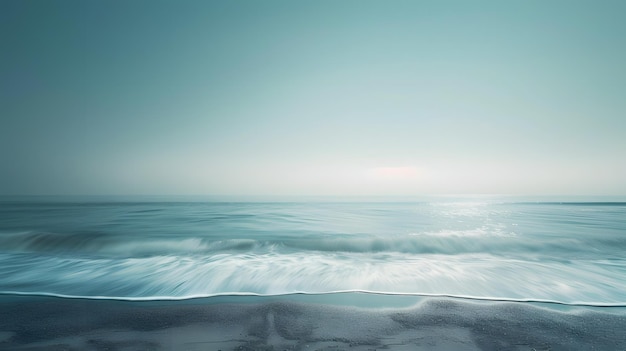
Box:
left=1, top=250, right=625, bottom=305
left=0, top=231, right=214, bottom=257
left=1, top=229, right=620, bottom=258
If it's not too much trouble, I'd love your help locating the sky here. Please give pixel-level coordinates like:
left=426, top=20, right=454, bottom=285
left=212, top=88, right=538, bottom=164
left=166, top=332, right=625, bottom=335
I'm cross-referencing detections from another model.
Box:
left=1, top=0, right=625, bottom=196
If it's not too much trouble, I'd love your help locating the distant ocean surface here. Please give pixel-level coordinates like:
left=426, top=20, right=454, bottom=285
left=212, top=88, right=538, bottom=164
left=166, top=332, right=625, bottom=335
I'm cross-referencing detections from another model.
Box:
left=1, top=196, right=625, bottom=305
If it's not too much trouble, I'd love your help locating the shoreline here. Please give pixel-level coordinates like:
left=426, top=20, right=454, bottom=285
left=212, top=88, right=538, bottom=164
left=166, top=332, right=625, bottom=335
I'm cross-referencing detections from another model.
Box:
left=2, top=290, right=626, bottom=308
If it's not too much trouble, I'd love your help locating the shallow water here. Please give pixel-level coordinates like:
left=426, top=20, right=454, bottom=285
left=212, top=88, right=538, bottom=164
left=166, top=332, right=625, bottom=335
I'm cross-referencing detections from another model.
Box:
left=1, top=197, right=625, bottom=304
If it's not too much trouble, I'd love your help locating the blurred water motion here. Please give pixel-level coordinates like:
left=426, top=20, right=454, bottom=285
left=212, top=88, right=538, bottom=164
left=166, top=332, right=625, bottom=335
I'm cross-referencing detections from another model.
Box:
left=0, top=198, right=625, bottom=303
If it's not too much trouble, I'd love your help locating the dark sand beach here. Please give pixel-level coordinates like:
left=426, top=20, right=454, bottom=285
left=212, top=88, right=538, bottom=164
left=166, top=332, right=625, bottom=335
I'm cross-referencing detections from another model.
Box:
left=1, top=293, right=625, bottom=351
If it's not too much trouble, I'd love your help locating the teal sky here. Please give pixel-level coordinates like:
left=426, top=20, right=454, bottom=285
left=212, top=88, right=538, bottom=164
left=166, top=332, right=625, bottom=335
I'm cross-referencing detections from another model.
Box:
left=1, top=0, right=625, bottom=196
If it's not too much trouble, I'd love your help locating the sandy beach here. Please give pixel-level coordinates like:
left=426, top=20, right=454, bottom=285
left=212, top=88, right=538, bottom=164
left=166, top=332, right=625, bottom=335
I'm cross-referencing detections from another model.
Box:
left=1, top=293, right=624, bottom=351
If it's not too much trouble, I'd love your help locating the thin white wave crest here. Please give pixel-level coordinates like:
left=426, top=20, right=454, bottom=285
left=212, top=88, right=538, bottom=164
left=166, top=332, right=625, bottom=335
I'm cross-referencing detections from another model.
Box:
left=271, top=232, right=589, bottom=257
left=0, top=231, right=210, bottom=257
left=0, top=230, right=598, bottom=258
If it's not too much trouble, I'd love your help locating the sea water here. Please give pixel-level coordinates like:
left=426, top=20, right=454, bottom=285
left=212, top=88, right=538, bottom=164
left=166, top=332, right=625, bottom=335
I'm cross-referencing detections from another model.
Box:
left=1, top=196, right=626, bottom=350
left=0, top=196, right=624, bottom=304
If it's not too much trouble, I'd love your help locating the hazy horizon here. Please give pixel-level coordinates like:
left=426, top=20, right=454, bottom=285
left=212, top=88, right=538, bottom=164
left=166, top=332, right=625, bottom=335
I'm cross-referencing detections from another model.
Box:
left=2, top=0, right=625, bottom=196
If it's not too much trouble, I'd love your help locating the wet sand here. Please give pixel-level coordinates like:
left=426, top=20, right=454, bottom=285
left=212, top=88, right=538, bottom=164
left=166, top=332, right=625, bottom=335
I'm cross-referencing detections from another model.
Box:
left=0, top=293, right=625, bottom=350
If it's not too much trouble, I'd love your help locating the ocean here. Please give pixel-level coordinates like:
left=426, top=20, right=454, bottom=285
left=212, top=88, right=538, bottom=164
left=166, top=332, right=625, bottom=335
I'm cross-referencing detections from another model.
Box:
left=1, top=196, right=625, bottom=350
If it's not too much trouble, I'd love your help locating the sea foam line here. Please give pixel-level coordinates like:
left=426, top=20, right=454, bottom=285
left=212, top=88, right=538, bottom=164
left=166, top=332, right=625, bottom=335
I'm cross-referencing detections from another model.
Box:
left=1, top=289, right=625, bottom=308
